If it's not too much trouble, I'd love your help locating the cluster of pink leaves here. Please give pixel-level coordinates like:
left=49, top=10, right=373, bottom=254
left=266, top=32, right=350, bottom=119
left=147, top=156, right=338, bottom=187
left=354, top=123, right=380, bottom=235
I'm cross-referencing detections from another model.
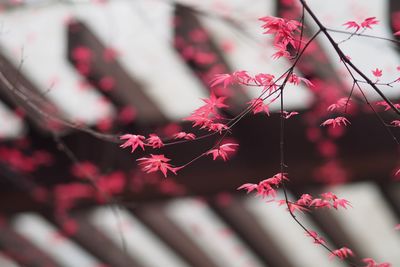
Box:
left=119, top=134, right=179, bottom=177
left=320, top=116, right=350, bottom=128
left=329, top=247, right=354, bottom=260
left=330, top=247, right=391, bottom=266
left=237, top=173, right=289, bottom=200
left=55, top=162, right=125, bottom=215
left=259, top=16, right=302, bottom=59
left=282, top=192, right=351, bottom=213
left=362, top=258, right=392, bottom=267
left=0, top=147, right=52, bottom=173
left=119, top=92, right=242, bottom=177
left=185, top=92, right=230, bottom=133
left=343, top=17, right=379, bottom=31
left=322, top=98, right=351, bottom=128
left=210, top=70, right=311, bottom=118
left=206, top=143, right=239, bottom=161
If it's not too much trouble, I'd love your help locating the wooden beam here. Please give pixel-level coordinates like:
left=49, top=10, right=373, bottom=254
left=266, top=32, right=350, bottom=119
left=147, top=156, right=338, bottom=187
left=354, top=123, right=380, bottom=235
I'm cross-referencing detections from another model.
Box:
left=0, top=111, right=397, bottom=213
left=47, top=213, right=145, bottom=267
left=67, top=20, right=167, bottom=125
left=0, top=52, right=64, bottom=133
left=211, top=196, right=296, bottom=267
left=0, top=223, right=62, bottom=267
left=173, top=4, right=249, bottom=112
left=132, top=203, right=219, bottom=267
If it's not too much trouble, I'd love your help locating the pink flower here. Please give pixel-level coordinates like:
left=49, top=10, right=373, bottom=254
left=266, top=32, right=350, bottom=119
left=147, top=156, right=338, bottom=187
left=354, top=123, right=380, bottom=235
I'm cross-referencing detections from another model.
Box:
left=120, top=134, right=146, bottom=153
left=206, top=143, right=239, bottom=161
left=146, top=134, right=164, bottom=148
left=137, top=154, right=180, bottom=177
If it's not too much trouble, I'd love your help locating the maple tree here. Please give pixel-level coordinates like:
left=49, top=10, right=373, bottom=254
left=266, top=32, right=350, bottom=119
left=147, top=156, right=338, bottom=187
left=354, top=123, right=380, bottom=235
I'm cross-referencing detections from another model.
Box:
left=0, top=0, right=399, bottom=266
left=115, top=1, right=400, bottom=266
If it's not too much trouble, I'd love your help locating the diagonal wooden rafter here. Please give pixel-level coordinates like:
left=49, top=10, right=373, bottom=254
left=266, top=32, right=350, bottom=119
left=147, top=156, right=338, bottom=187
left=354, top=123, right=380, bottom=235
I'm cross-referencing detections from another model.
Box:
left=210, top=196, right=296, bottom=267
left=67, top=20, right=167, bottom=125
left=0, top=223, right=63, bottom=267
left=0, top=52, right=64, bottom=133
left=46, top=213, right=146, bottom=267
left=173, top=4, right=250, bottom=113
left=132, top=203, right=220, bottom=267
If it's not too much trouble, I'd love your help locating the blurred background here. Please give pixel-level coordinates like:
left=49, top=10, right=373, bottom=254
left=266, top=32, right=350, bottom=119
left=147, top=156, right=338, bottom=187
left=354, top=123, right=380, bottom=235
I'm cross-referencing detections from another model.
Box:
left=0, top=0, right=399, bottom=266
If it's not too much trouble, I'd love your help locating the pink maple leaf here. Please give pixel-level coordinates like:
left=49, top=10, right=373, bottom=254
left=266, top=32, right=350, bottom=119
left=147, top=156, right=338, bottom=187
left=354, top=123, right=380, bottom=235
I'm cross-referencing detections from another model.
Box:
left=254, top=73, right=275, bottom=86
left=137, top=154, right=180, bottom=177
left=248, top=98, right=270, bottom=115
left=391, top=120, right=400, bottom=127
left=209, top=71, right=252, bottom=88
left=209, top=74, right=233, bottom=88
left=206, top=143, right=239, bottom=161
left=327, top=97, right=349, bottom=111
left=333, top=198, right=352, bottom=209
left=329, top=247, right=354, bottom=260
left=282, top=111, right=299, bottom=119
left=395, top=31, right=400, bottom=36
left=343, top=21, right=360, bottom=31
left=120, top=134, right=146, bottom=153
left=146, top=134, right=164, bottom=148
left=272, top=43, right=291, bottom=59
left=321, top=117, right=350, bottom=128
left=256, top=183, right=277, bottom=199
left=288, top=73, right=314, bottom=87
left=173, top=132, right=196, bottom=140
left=375, top=101, right=400, bottom=111
left=372, top=68, right=383, bottom=78
left=310, top=198, right=332, bottom=209
left=395, top=168, right=400, bottom=178
left=237, top=183, right=258, bottom=193
left=207, top=123, right=229, bottom=134
left=320, top=192, right=337, bottom=200
left=278, top=201, right=309, bottom=213
left=306, top=230, right=326, bottom=245
left=361, top=17, right=379, bottom=29
left=201, top=93, right=228, bottom=109
left=263, top=173, right=289, bottom=186
left=296, top=194, right=313, bottom=206
left=362, top=258, right=392, bottom=267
